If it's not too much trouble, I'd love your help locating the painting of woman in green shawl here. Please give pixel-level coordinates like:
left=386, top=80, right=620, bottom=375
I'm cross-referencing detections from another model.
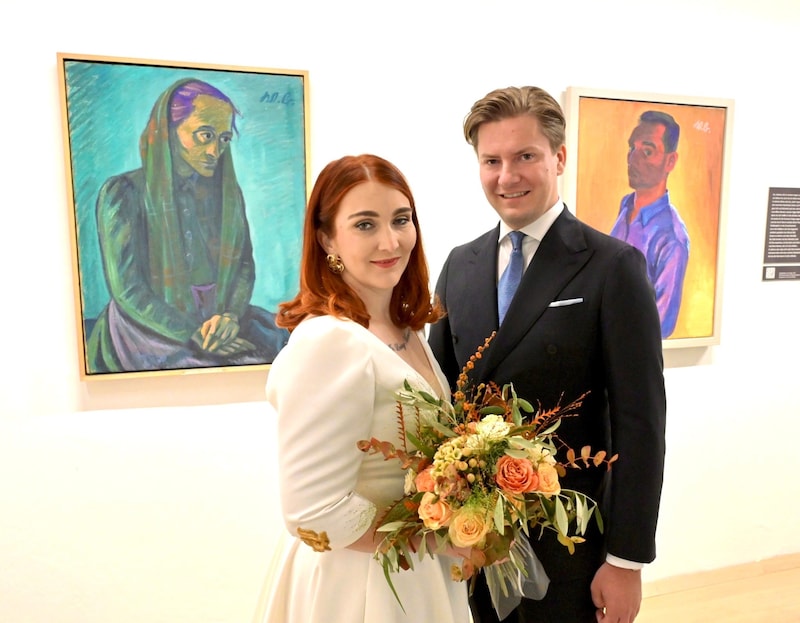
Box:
left=85, top=78, right=290, bottom=373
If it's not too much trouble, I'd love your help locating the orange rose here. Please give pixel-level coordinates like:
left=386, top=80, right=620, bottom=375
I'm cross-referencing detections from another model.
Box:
left=448, top=506, right=491, bottom=548
left=495, top=455, right=539, bottom=494
left=535, top=462, right=561, bottom=496
left=415, top=467, right=436, bottom=493
left=418, top=492, right=453, bottom=529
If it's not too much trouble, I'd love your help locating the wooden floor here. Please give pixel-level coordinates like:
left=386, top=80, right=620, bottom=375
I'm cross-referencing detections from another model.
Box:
left=638, top=553, right=800, bottom=622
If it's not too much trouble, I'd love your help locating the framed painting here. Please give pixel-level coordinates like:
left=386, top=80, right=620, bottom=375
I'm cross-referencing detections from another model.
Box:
left=58, top=53, right=310, bottom=379
left=563, top=87, right=733, bottom=349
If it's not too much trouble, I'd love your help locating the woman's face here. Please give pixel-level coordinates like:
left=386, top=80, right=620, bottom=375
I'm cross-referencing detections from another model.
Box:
left=319, top=181, right=417, bottom=300
left=173, top=94, right=233, bottom=177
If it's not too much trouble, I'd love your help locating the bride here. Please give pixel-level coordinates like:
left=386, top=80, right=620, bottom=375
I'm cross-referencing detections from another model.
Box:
left=252, top=154, right=469, bottom=623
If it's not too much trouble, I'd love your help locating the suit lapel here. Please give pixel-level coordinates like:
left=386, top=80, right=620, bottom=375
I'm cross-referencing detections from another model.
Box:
left=480, top=208, right=593, bottom=380
left=461, top=226, right=501, bottom=346
left=445, top=226, right=501, bottom=385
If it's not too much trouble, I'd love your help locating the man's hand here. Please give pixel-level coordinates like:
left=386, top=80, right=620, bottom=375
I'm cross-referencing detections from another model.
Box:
left=590, top=562, right=642, bottom=622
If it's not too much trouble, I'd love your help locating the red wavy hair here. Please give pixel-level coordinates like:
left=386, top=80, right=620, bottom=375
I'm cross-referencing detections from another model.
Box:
left=277, top=154, right=443, bottom=332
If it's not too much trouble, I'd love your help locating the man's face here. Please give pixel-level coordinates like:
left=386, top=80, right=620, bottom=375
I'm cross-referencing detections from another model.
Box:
left=476, top=115, right=565, bottom=230
left=174, top=94, right=234, bottom=177
left=627, top=122, right=677, bottom=191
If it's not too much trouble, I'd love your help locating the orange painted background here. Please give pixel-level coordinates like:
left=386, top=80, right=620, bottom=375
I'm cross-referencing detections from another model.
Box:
left=571, top=97, right=727, bottom=341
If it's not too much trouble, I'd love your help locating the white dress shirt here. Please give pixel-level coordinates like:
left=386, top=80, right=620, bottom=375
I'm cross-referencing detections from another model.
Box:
left=496, top=201, right=563, bottom=282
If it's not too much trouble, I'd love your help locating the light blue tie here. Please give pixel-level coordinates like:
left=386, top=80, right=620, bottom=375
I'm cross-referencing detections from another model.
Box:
left=498, top=231, right=525, bottom=325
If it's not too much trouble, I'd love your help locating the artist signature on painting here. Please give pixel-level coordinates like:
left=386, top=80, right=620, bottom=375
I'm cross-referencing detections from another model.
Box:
left=260, top=91, right=296, bottom=105
left=693, top=120, right=711, bottom=133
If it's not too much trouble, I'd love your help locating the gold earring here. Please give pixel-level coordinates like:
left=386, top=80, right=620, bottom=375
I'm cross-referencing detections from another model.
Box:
left=326, top=253, right=344, bottom=274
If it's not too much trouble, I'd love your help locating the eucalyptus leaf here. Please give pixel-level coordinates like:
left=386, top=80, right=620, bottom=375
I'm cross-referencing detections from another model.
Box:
left=540, top=420, right=561, bottom=435
left=508, top=436, right=537, bottom=449
left=494, top=495, right=505, bottom=533
left=430, top=421, right=458, bottom=438
left=516, top=398, right=535, bottom=412
left=376, top=521, right=410, bottom=532
left=418, top=532, right=428, bottom=557
left=386, top=547, right=398, bottom=568
left=575, top=494, right=587, bottom=533
left=539, top=494, right=556, bottom=518
left=406, top=431, right=435, bottom=457
left=555, top=497, right=569, bottom=535
left=383, top=561, right=406, bottom=612
left=418, top=390, right=441, bottom=405
left=434, top=530, right=448, bottom=553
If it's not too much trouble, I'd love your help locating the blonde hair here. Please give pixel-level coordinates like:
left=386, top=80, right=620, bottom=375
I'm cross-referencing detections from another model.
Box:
left=463, top=86, right=566, bottom=153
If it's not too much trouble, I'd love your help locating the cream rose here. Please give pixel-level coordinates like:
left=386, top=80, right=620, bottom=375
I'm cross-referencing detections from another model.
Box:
left=495, top=455, right=539, bottom=494
left=418, top=492, right=453, bottom=529
left=448, top=506, right=491, bottom=548
left=536, top=462, right=561, bottom=496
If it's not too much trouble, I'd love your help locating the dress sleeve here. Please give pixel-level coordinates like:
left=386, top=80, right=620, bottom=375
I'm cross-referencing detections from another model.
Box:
left=266, top=318, right=378, bottom=550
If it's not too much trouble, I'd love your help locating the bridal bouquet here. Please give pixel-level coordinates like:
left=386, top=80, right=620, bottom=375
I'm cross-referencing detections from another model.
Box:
left=357, top=333, right=616, bottom=613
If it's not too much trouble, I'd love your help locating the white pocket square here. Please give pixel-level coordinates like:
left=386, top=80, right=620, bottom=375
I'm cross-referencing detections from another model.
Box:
left=548, top=297, right=584, bottom=308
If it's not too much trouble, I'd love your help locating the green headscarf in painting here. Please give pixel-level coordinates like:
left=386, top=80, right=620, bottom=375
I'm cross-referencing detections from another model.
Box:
left=138, top=79, right=247, bottom=315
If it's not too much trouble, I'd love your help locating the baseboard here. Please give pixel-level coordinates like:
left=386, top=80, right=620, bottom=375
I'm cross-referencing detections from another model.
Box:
left=642, top=552, right=800, bottom=599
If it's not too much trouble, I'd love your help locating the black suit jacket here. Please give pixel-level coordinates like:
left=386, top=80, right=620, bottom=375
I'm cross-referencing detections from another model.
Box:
left=429, top=207, right=666, bottom=580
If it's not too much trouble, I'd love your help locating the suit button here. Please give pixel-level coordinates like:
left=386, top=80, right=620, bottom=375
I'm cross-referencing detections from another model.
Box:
left=452, top=334, right=459, bottom=344
left=546, top=344, right=557, bottom=355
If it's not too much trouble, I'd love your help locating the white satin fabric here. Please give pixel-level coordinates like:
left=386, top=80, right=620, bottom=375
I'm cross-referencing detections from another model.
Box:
left=253, top=316, right=469, bottom=623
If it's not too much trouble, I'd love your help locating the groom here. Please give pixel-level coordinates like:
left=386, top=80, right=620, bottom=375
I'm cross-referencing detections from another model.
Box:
left=429, top=86, right=667, bottom=623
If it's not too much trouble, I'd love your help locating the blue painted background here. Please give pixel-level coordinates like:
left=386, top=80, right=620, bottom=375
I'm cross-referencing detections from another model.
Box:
left=64, top=58, right=307, bottom=320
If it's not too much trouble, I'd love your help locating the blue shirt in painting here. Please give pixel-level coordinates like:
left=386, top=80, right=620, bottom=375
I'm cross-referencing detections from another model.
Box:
left=610, top=191, right=689, bottom=338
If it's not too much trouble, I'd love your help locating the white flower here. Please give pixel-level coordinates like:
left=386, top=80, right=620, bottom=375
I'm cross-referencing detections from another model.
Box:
left=476, top=414, right=511, bottom=440
left=465, top=433, right=487, bottom=451
left=404, top=469, right=417, bottom=495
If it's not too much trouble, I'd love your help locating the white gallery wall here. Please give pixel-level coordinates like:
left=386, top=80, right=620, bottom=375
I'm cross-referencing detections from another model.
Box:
left=1, top=1, right=799, bottom=622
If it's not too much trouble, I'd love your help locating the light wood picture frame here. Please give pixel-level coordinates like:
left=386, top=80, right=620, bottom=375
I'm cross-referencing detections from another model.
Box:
left=563, top=87, right=733, bottom=349
left=58, top=53, right=310, bottom=379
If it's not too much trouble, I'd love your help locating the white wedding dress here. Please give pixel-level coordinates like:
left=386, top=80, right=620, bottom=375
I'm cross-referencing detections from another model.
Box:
left=252, top=315, right=468, bottom=623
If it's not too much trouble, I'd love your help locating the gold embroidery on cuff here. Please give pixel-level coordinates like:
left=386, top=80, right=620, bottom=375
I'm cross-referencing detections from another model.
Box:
left=297, top=527, right=331, bottom=552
